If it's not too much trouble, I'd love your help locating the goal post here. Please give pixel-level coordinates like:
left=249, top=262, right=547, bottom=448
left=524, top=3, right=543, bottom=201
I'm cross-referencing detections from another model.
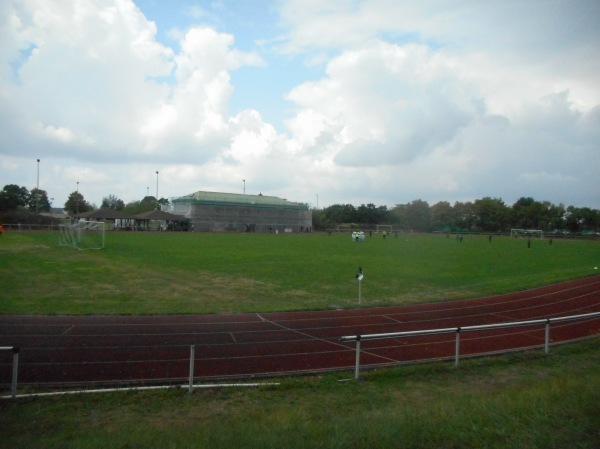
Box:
left=59, top=221, right=106, bottom=250
left=510, top=229, right=543, bottom=239
left=375, top=224, right=393, bottom=233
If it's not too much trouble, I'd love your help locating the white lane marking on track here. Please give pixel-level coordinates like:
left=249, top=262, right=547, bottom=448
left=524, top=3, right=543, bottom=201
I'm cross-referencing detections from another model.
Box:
left=259, top=315, right=399, bottom=364
left=63, top=325, right=74, bottom=335
left=256, top=314, right=266, bottom=322
left=383, top=315, right=403, bottom=324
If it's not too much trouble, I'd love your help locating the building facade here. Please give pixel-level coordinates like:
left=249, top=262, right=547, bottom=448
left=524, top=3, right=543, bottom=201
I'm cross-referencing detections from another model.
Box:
left=171, top=191, right=312, bottom=233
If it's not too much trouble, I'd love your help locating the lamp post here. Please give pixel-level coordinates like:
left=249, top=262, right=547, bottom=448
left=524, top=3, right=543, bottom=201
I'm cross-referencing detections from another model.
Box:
left=76, top=181, right=79, bottom=215
left=243, top=179, right=245, bottom=195
left=155, top=171, right=159, bottom=210
left=36, top=159, right=40, bottom=213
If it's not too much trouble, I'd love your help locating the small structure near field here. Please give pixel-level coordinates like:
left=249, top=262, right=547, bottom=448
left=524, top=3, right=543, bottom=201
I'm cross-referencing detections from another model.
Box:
left=131, top=209, right=187, bottom=231
left=171, top=190, right=312, bottom=233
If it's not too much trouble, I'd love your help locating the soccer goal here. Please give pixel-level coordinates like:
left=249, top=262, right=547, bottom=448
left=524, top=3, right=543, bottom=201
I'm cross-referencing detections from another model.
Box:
left=375, top=225, right=393, bottom=233
left=59, top=221, right=106, bottom=250
left=510, top=229, right=544, bottom=239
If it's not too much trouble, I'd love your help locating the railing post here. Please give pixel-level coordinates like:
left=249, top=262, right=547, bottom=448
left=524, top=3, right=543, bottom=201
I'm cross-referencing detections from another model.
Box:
left=188, top=345, right=195, bottom=394
left=455, top=328, right=461, bottom=367
left=354, top=336, right=361, bottom=380
left=545, top=320, right=550, bottom=354
left=11, top=347, right=19, bottom=399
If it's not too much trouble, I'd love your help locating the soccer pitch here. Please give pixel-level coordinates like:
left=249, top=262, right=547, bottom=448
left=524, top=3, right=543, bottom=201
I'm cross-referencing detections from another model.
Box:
left=0, top=231, right=598, bottom=315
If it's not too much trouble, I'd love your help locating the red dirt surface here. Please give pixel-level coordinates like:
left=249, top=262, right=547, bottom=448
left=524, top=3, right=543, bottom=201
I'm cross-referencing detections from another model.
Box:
left=1, top=275, right=599, bottom=388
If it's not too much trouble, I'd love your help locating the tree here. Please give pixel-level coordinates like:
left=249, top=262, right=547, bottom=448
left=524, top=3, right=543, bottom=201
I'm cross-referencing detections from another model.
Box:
left=102, top=194, right=125, bottom=210
left=392, top=200, right=431, bottom=232
left=565, top=206, right=599, bottom=233
left=311, top=208, right=324, bottom=231
left=0, top=184, right=29, bottom=212
left=124, top=196, right=160, bottom=215
left=472, top=197, right=509, bottom=232
left=539, top=201, right=564, bottom=231
left=430, top=201, right=456, bottom=232
left=64, top=191, right=93, bottom=215
left=356, top=203, right=389, bottom=225
left=453, top=201, right=475, bottom=231
left=28, top=188, right=51, bottom=213
left=511, top=197, right=548, bottom=229
left=321, top=204, right=357, bottom=226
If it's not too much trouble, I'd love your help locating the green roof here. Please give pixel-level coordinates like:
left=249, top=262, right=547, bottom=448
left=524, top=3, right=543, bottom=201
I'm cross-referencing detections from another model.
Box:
left=172, top=191, right=308, bottom=209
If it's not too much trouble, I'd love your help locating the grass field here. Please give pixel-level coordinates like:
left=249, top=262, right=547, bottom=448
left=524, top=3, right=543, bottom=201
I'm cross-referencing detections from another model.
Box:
left=0, top=231, right=598, bottom=314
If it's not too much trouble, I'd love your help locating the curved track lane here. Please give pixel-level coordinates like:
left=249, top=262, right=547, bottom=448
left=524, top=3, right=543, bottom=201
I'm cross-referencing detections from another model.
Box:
left=1, top=275, right=599, bottom=388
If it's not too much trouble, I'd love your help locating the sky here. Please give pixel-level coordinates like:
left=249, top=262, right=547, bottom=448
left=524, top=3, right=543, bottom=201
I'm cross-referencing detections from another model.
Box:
left=1, top=0, right=599, bottom=211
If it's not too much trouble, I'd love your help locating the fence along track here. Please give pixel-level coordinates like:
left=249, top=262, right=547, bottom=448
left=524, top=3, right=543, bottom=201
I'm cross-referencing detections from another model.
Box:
left=340, top=311, right=600, bottom=379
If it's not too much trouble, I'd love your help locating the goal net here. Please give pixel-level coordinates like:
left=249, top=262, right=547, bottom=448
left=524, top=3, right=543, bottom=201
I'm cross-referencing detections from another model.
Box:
left=59, top=221, right=106, bottom=250
left=375, top=225, right=393, bottom=233
left=510, top=229, right=543, bottom=239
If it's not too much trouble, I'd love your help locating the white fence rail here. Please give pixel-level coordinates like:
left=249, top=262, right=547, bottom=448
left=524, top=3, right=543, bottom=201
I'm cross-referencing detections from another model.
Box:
left=0, top=347, right=19, bottom=398
left=1, top=344, right=270, bottom=399
left=340, top=311, right=600, bottom=380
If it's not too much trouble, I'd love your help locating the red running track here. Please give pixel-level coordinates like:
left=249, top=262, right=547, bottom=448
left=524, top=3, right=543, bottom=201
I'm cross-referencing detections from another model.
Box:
left=1, top=275, right=599, bottom=388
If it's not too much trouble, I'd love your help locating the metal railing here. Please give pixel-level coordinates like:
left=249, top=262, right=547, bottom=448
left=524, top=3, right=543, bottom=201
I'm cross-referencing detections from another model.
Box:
left=1, top=344, right=274, bottom=399
left=1, top=223, right=63, bottom=231
left=340, top=311, right=600, bottom=380
left=0, top=347, right=19, bottom=398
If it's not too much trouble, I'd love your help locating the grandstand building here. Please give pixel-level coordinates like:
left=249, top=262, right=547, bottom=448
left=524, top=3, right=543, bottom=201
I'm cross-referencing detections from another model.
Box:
left=170, top=191, right=312, bottom=233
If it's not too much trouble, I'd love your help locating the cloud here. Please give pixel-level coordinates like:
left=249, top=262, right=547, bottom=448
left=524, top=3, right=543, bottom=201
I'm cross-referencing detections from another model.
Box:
left=0, top=0, right=263, bottom=167
left=0, top=0, right=598, bottom=210
left=278, top=1, right=600, bottom=109
left=287, top=41, right=481, bottom=166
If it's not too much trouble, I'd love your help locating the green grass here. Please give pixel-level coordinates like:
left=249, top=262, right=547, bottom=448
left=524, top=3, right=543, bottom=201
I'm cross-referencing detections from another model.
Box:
left=1, top=231, right=598, bottom=314
left=1, top=338, right=599, bottom=449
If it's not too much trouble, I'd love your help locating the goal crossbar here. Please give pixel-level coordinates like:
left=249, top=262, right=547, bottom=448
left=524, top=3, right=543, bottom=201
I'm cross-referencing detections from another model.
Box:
left=510, top=229, right=544, bottom=238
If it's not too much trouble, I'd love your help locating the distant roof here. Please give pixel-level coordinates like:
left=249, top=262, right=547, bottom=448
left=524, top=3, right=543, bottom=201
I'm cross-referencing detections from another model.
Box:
left=172, top=191, right=308, bottom=210
left=73, top=207, right=128, bottom=220
left=131, top=210, right=185, bottom=221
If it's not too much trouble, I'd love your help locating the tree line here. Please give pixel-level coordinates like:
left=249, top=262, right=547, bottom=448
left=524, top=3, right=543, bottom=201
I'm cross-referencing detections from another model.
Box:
left=314, top=197, right=600, bottom=234
left=1, top=183, right=598, bottom=234
left=0, top=184, right=169, bottom=223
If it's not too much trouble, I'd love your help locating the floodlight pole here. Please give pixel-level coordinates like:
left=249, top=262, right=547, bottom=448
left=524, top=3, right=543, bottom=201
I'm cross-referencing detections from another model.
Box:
left=36, top=159, right=40, bottom=213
